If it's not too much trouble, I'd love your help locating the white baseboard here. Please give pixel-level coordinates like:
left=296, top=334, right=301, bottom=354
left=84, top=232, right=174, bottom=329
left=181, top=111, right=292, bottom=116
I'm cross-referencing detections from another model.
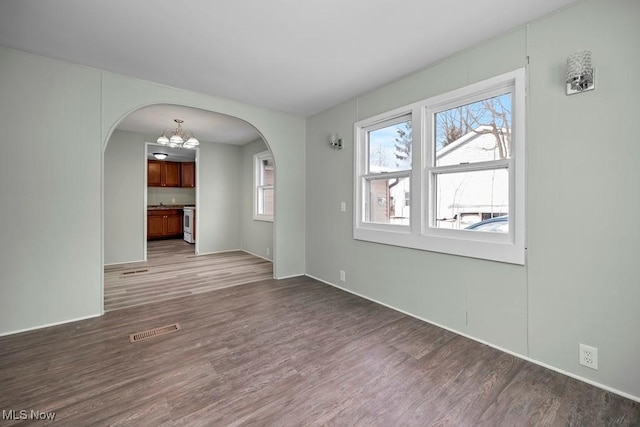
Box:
left=103, top=259, right=146, bottom=267
left=241, top=249, right=273, bottom=263
left=275, top=273, right=305, bottom=280
left=195, top=248, right=243, bottom=256
left=0, top=313, right=103, bottom=338
left=306, top=274, right=640, bottom=404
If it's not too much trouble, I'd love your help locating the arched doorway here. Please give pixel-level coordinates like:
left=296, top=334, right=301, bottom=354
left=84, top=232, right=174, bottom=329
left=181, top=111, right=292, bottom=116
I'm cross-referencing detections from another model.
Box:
left=103, top=104, right=276, bottom=311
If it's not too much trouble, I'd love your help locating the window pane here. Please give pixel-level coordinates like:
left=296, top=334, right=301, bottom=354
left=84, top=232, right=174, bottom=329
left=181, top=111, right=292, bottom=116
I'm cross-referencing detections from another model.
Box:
left=368, top=120, right=412, bottom=172
left=261, top=158, right=274, bottom=186
left=259, top=187, right=274, bottom=216
left=433, top=169, right=508, bottom=230
left=366, top=177, right=410, bottom=225
left=435, top=93, right=511, bottom=167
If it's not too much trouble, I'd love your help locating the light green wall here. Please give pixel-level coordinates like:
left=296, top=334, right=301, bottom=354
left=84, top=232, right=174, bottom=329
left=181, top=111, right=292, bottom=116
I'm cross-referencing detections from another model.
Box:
left=241, top=139, right=274, bottom=261
left=104, top=130, right=146, bottom=265
left=306, top=0, right=640, bottom=399
left=197, top=141, right=243, bottom=254
left=526, top=0, right=640, bottom=400
left=0, top=47, right=103, bottom=333
left=0, top=45, right=306, bottom=335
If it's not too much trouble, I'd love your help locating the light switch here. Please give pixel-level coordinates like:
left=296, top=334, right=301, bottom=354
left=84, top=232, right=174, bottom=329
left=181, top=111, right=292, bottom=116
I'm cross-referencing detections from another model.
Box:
left=340, top=202, right=346, bottom=212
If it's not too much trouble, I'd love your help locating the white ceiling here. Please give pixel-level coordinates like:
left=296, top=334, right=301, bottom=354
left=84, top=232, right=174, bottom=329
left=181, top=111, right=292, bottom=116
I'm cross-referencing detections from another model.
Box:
left=0, top=0, right=579, bottom=137
left=119, top=104, right=262, bottom=146
left=146, top=144, right=196, bottom=163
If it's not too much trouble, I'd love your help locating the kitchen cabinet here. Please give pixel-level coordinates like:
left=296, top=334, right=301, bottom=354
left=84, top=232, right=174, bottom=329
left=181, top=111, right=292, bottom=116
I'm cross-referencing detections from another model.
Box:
left=148, top=160, right=181, bottom=187
left=147, top=160, right=162, bottom=186
left=181, top=162, right=196, bottom=188
left=147, top=209, right=183, bottom=239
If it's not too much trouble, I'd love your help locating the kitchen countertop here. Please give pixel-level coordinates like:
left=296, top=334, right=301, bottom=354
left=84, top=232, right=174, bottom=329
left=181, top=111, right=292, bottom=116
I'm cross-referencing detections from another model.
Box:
left=147, top=205, right=191, bottom=210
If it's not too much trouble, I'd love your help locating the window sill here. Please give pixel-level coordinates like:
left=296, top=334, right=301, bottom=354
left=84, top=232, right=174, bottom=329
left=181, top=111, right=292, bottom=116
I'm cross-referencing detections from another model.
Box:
left=354, top=226, right=524, bottom=265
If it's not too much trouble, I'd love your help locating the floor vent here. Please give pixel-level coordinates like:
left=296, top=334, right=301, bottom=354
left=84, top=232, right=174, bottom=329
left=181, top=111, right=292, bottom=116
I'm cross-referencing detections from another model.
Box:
left=122, top=269, right=148, bottom=276
left=129, top=323, right=181, bottom=343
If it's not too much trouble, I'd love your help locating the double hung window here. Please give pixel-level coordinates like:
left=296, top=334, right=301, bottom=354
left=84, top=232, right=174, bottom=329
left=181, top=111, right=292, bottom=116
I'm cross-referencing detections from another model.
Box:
left=354, top=69, right=525, bottom=264
left=254, top=151, right=274, bottom=221
left=361, top=114, right=413, bottom=227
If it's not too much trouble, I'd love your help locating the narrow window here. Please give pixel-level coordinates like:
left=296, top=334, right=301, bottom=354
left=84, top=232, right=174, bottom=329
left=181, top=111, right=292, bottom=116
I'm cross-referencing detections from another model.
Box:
left=360, top=115, right=412, bottom=227
left=254, top=151, right=274, bottom=221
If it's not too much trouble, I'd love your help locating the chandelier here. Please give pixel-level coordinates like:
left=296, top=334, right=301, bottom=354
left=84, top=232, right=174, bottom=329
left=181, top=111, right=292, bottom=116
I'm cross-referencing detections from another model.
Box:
left=156, top=119, right=200, bottom=149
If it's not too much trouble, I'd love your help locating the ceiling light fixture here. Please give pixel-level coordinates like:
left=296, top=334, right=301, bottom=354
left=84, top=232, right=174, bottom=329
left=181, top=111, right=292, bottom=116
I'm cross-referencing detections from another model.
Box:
left=152, top=152, right=168, bottom=160
left=157, top=119, right=200, bottom=149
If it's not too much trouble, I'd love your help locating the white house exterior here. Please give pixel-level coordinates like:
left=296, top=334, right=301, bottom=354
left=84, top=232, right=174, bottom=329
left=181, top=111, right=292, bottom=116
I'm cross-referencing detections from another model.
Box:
left=434, top=126, right=509, bottom=229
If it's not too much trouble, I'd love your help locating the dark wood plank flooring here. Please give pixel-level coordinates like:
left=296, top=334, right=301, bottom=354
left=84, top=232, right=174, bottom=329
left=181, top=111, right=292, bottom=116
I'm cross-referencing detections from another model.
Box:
left=1, top=276, right=638, bottom=426
left=104, top=239, right=273, bottom=311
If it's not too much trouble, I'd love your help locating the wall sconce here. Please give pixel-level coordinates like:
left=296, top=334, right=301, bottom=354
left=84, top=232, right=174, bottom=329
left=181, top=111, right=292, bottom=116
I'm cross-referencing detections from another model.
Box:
left=329, top=133, right=343, bottom=150
left=566, top=50, right=595, bottom=95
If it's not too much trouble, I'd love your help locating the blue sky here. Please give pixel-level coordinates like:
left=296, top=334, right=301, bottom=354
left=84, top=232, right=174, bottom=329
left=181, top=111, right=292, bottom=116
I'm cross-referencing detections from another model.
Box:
left=368, top=121, right=411, bottom=171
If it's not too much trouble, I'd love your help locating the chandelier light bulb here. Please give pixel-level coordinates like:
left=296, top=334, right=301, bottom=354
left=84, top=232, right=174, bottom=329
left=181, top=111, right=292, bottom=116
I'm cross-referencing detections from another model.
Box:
left=157, top=118, right=198, bottom=150
left=186, top=137, right=200, bottom=146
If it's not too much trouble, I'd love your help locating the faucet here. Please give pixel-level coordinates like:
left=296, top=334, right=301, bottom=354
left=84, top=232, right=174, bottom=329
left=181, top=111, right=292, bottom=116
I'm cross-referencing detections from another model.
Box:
left=159, top=201, right=164, bottom=207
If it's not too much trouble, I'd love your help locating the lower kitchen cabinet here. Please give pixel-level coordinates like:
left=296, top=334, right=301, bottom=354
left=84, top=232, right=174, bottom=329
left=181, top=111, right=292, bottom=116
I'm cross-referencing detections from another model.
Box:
left=147, top=209, right=183, bottom=239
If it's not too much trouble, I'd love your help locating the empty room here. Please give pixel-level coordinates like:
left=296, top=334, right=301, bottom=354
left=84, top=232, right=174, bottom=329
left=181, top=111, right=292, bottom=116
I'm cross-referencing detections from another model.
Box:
left=1, top=0, right=639, bottom=425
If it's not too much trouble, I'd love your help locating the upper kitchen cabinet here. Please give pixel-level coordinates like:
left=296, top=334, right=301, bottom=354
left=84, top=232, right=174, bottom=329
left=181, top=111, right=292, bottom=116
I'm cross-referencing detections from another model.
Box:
left=148, top=160, right=162, bottom=186
left=163, top=162, right=181, bottom=187
left=181, top=162, right=196, bottom=188
left=148, top=160, right=181, bottom=187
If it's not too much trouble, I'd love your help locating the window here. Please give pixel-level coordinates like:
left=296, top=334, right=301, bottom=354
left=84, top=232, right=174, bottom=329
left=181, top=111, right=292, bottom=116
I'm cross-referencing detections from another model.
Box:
left=254, top=151, right=274, bottom=221
left=355, top=69, right=525, bottom=264
left=361, top=115, right=413, bottom=226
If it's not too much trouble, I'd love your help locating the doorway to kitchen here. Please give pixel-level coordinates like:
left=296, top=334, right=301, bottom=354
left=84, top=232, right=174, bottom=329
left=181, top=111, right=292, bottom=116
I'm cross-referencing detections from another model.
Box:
left=144, top=142, right=198, bottom=259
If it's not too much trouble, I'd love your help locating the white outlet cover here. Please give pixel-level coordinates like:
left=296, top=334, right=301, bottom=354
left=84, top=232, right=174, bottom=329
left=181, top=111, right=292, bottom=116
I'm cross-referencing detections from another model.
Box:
left=579, top=343, right=598, bottom=370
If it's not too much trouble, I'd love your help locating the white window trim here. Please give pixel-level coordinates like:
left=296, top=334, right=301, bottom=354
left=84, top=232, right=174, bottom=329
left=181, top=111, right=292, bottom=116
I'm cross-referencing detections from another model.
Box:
left=254, top=150, right=274, bottom=222
left=354, top=68, right=526, bottom=265
left=359, top=113, right=414, bottom=232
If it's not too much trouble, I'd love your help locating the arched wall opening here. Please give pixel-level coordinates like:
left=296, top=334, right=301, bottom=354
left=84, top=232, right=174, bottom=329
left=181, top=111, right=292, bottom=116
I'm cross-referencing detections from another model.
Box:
left=103, top=103, right=278, bottom=311
left=99, top=73, right=306, bottom=283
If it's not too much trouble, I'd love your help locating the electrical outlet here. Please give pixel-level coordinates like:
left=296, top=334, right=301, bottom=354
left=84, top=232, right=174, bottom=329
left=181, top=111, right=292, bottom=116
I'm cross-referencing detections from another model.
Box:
left=579, top=343, right=598, bottom=370
left=340, top=202, right=346, bottom=212
left=339, top=270, right=346, bottom=282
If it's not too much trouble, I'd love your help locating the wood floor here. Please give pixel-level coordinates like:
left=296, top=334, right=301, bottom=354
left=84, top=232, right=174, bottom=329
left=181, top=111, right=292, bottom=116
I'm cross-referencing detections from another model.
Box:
left=1, top=276, right=638, bottom=426
left=104, top=239, right=273, bottom=311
